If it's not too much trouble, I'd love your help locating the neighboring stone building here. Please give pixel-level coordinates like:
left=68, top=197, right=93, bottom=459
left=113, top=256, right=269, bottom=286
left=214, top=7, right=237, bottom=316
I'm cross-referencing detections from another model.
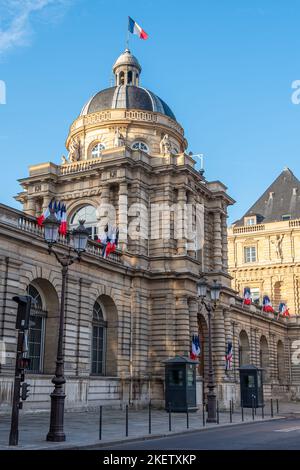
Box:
left=228, top=167, right=300, bottom=315
left=1, top=51, right=300, bottom=413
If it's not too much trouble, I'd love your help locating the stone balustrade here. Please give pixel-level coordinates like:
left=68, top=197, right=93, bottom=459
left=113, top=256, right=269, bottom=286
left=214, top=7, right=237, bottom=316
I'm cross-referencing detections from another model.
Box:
left=233, top=224, right=265, bottom=234
left=0, top=204, right=123, bottom=265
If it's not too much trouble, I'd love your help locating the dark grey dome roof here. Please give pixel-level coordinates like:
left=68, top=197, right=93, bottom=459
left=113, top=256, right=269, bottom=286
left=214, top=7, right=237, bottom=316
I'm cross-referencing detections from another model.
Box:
left=80, top=85, right=176, bottom=121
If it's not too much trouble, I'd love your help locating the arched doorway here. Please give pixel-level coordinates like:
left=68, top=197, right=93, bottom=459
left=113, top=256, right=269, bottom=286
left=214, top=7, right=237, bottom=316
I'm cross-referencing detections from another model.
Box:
left=26, top=279, right=59, bottom=374
left=239, top=330, right=250, bottom=366
left=259, top=335, right=269, bottom=382
left=90, top=294, right=118, bottom=377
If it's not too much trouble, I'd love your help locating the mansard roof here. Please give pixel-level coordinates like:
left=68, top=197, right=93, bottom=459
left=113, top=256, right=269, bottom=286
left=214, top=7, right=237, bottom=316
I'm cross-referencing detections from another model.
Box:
left=235, top=167, right=300, bottom=225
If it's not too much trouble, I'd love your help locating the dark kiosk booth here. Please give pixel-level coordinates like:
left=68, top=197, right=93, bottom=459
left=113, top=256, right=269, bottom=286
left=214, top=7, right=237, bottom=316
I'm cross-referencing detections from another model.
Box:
left=239, top=365, right=264, bottom=408
left=163, top=356, right=198, bottom=412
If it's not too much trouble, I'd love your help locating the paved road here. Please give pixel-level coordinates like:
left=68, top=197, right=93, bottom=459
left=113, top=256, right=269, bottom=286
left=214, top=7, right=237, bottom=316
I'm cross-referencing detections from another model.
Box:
left=100, top=417, right=300, bottom=450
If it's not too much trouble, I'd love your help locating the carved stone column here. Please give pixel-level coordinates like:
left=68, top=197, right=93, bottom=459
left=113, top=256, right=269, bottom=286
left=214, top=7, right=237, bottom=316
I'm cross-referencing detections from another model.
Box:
left=213, top=211, right=223, bottom=272
left=176, top=188, right=187, bottom=255
left=175, top=296, right=190, bottom=355
left=118, top=182, right=128, bottom=251
left=221, top=213, right=228, bottom=271
left=26, top=197, right=36, bottom=216
left=211, top=308, right=226, bottom=381
left=188, top=297, right=199, bottom=337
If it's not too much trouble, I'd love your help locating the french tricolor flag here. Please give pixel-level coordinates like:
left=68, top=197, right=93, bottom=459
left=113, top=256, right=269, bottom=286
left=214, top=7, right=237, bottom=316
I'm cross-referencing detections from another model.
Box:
left=128, top=16, right=148, bottom=40
left=37, top=200, right=53, bottom=227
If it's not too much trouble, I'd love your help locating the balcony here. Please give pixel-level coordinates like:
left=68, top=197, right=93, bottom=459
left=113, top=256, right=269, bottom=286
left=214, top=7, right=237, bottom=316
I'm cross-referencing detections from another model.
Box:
left=0, top=204, right=123, bottom=265
left=233, top=224, right=265, bottom=234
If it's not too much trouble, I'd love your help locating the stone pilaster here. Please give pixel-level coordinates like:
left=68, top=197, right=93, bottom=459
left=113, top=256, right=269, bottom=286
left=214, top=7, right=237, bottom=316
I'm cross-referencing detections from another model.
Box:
left=176, top=188, right=187, bottom=255
left=188, top=297, right=199, bottom=337
left=212, top=308, right=226, bottom=381
left=118, top=182, right=128, bottom=251
left=221, top=213, right=228, bottom=271
left=213, top=211, right=222, bottom=272
left=175, top=296, right=190, bottom=355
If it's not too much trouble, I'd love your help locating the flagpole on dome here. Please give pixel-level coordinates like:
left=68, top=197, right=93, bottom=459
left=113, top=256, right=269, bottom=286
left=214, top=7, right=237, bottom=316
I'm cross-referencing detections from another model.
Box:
left=126, top=16, right=130, bottom=50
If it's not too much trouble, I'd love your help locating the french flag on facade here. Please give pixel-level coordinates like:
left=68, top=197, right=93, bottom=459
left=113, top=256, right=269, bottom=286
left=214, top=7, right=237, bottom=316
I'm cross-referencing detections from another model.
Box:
left=58, top=204, right=67, bottom=237
left=190, top=334, right=200, bottom=360
left=128, top=16, right=148, bottom=40
left=225, top=341, right=233, bottom=370
left=278, top=302, right=290, bottom=318
left=262, top=295, right=274, bottom=313
left=243, top=287, right=251, bottom=306
left=37, top=200, right=53, bottom=227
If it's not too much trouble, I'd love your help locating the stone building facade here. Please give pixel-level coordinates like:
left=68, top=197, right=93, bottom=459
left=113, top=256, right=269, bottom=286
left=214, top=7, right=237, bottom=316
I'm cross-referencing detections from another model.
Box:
left=1, top=52, right=300, bottom=412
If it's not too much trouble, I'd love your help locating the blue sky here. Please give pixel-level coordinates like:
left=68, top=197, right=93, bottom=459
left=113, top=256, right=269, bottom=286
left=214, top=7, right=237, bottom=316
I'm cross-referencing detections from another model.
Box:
left=1, top=0, right=300, bottom=223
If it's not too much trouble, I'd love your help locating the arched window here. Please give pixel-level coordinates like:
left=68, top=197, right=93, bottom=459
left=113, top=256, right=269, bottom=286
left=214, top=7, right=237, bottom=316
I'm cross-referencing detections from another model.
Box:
left=26, top=284, right=47, bottom=373
left=70, top=205, right=98, bottom=240
left=239, top=330, right=250, bottom=366
left=91, top=301, right=107, bottom=375
left=131, top=141, right=149, bottom=153
left=119, top=71, right=125, bottom=85
left=128, top=71, right=133, bottom=84
left=91, top=143, right=105, bottom=159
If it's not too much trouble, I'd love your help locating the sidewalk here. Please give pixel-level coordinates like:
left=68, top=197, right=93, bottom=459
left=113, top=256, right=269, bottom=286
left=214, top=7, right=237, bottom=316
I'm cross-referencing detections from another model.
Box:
left=1, top=401, right=298, bottom=450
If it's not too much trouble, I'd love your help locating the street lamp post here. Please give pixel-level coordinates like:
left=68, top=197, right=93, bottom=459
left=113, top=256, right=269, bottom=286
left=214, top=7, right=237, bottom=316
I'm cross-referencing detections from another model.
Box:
left=42, top=209, right=89, bottom=442
left=197, top=279, right=221, bottom=423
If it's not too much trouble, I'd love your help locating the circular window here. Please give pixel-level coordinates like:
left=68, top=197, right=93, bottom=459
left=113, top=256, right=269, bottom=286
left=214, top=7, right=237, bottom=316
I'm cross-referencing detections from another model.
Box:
left=131, top=141, right=149, bottom=153
left=91, top=143, right=105, bottom=158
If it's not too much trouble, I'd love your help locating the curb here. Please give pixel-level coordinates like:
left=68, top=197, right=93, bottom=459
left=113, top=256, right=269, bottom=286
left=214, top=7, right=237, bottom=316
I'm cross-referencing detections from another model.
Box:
left=0, top=416, right=285, bottom=451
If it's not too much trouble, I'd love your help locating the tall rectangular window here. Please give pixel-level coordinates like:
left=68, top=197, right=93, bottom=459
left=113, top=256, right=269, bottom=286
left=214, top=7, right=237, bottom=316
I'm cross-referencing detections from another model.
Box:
left=244, top=246, right=256, bottom=263
left=92, top=325, right=105, bottom=375
left=27, top=311, right=46, bottom=373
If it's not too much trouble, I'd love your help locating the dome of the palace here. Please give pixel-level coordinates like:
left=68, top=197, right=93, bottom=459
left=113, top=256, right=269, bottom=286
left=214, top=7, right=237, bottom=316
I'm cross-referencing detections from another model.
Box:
left=80, top=49, right=176, bottom=121
left=80, top=86, right=176, bottom=120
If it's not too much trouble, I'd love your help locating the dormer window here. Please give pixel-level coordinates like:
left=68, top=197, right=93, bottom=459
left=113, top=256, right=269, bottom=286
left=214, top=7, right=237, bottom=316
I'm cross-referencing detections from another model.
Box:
left=91, top=143, right=106, bottom=158
left=131, top=141, right=149, bottom=153
left=245, top=216, right=257, bottom=226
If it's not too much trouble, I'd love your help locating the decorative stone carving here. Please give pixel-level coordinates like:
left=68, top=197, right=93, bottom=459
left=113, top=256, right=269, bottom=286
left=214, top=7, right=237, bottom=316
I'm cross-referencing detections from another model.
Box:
left=160, top=134, right=172, bottom=155
left=114, top=127, right=125, bottom=147
left=61, top=155, right=68, bottom=165
left=69, top=137, right=80, bottom=162
left=272, top=234, right=284, bottom=259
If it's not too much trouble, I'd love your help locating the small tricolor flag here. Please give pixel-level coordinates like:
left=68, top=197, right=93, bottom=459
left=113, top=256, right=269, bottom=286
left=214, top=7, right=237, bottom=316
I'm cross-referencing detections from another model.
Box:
left=243, top=287, right=251, bottom=306
left=225, top=341, right=233, bottom=370
left=58, top=204, right=67, bottom=237
left=128, top=16, right=148, bottom=40
left=97, top=224, right=119, bottom=258
left=278, top=302, right=290, bottom=318
left=262, top=295, right=274, bottom=313
left=37, top=200, right=53, bottom=227
left=190, top=334, right=200, bottom=360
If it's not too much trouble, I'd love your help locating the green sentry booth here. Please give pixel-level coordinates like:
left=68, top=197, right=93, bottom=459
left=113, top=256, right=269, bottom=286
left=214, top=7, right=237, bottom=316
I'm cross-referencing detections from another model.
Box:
left=239, top=365, right=264, bottom=408
left=163, top=356, right=198, bottom=412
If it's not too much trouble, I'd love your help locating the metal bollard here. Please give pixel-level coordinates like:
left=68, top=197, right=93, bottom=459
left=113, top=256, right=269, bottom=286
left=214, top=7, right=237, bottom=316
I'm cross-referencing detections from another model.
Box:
left=125, top=404, right=129, bottom=437
left=202, top=402, right=206, bottom=426
left=241, top=402, right=244, bottom=422
left=276, top=399, right=279, bottom=414
left=252, top=396, right=255, bottom=420
left=99, top=405, right=102, bottom=440
left=262, top=404, right=264, bottom=419
left=271, top=398, right=274, bottom=418
left=168, top=402, right=172, bottom=431
left=149, top=401, right=152, bottom=435
left=186, top=405, right=189, bottom=429
left=230, top=400, right=232, bottom=423
left=217, top=401, right=219, bottom=424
